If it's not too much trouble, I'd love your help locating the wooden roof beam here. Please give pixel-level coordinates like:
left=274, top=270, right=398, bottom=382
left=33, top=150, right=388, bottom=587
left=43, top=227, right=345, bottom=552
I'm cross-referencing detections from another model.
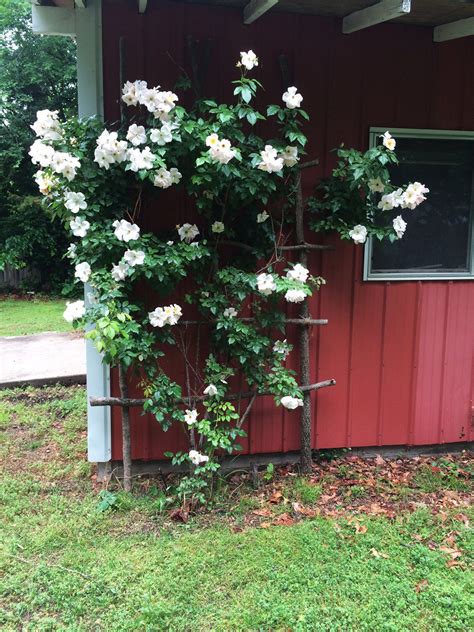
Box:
left=434, top=16, right=474, bottom=42
left=343, top=0, right=411, bottom=34
left=243, top=0, right=279, bottom=25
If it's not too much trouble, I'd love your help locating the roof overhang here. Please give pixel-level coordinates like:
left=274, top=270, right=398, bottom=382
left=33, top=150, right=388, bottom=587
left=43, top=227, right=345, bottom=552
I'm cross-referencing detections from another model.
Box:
left=30, top=0, right=474, bottom=41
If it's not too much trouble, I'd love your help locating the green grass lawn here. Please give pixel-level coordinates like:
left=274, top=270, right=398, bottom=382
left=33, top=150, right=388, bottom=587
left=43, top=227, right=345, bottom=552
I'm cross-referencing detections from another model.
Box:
left=0, top=385, right=473, bottom=631
left=0, top=297, right=73, bottom=336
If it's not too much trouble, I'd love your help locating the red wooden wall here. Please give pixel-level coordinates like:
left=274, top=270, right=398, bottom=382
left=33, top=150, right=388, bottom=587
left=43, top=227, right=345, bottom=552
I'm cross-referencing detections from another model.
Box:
left=102, top=0, right=474, bottom=459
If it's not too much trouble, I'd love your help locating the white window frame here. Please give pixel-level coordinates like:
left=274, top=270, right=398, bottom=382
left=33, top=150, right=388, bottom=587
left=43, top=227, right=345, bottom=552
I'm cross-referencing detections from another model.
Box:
left=364, top=127, right=474, bottom=281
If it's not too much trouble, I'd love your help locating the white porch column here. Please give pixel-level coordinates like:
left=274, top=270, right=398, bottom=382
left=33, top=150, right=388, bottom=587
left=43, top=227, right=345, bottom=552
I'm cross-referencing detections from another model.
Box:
left=32, top=0, right=110, bottom=463
left=75, top=1, right=110, bottom=464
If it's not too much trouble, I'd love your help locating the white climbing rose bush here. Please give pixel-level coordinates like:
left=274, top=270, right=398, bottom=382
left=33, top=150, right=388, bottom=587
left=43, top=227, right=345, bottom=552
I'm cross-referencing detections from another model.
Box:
left=308, top=132, right=428, bottom=244
left=30, top=51, right=427, bottom=503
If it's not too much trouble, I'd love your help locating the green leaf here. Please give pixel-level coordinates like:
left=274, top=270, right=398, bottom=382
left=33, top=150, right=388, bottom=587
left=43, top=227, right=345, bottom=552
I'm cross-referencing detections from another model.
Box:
left=241, top=87, right=252, bottom=104
left=246, top=111, right=257, bottom=126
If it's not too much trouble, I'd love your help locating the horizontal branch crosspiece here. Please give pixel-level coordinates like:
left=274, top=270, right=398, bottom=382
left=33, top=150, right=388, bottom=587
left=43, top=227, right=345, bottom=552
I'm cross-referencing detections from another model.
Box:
left=90, top=379, right=336, bottom=408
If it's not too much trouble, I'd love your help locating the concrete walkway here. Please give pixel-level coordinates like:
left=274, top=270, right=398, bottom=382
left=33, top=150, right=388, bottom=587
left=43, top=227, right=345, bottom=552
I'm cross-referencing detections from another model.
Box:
left=0, top=332, right=86, bottom=388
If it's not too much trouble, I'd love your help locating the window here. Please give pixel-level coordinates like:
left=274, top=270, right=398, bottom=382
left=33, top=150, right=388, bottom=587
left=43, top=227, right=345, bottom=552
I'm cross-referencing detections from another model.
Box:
left=364, top=128, right=474, bottom=281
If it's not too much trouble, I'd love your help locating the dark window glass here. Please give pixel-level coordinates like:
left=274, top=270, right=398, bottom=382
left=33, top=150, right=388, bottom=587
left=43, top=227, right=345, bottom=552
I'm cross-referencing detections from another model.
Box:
left=370, top=137, right=474, bottom=274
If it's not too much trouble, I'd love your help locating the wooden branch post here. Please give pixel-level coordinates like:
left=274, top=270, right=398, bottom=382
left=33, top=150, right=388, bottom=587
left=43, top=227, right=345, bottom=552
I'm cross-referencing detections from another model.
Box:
left=118, top=363, right=133, bottom=492
left=295, top=173, right=313, bottom=474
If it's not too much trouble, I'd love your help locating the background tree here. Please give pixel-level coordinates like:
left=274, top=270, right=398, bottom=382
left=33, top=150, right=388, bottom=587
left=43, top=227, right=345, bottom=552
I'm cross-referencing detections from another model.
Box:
left=0, top=0, right=77, bottom=291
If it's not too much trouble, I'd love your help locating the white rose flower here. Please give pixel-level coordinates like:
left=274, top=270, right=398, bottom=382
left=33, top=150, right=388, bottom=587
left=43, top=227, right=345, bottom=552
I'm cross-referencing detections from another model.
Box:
left=94, top=130, right=128, bottom=169
left=257, top=273, right=276, bottom=296
left=184, top=409, right=199, bottom=425
left=281, top=395, right=304, bottom=410
left=113, top=219, right=140, bottom=242
left=286, top=263, right=309, bottom=283
left=121, top=80, right=148, bottom=106
left=257, top=210, right=269, bottom=223
left=239, top=50, right=258, bottom=70
left=64, top=191, right=87, bottom=214
left=153, top=90, right=178, bottom=120
left=282, top=86, right=303, bottom=109
left=411, top=181, right=429, bottom=195
left=127, top=146, right=156, bottom=172
left=34, top=170, right=56, bottom=195
left=70, top=217, right=90, bottom=238
left=139, top=87, right=162, bottom=112
left=207, top=136, right=235, bottom=164
left=206, top=133, right=219, bottom=148
left=74, top=261, right=91, bottom=283
left=148, top=304, right=182, bottom=327
left=63, top=299, right=85, bottom=323
left=223, top=307, right=237, bottom=318
left=50, top=152, right=81, bottom=181
left=66, top=243, right=77, bottom=260
left=31, top=109, right=62, bottom=140
left=169, top=168, right=182, bottom=185
left=126, top=123, right=147, bottom=146
left=348, top=224, right=368, bottom=244
left=177, top=223, right=199, bottom=242
left=148, top=307, right=167, bottom=328
left=29, top=140, right=55, bottom=167
left=150, top=122, right=173, bottom=145
left=163, top=304, right=183, bottom=325
left=153, top=167, right=174, bottom=189
left=188, top=450, right=209, bottom=466
left=285, top=289, right=306, bottom=303
left=280, top=146, right=299, bottom=167
left=368, top=177, right=385, bottom=193
left=111, top=262, right=130, bottom=281
left=381, top=131, right=396, bottom=151
left=401, top=182, right=429, bottom=209
left=378, top=188, right=403, bottom=211
left=211, top=221, right=225, bottom=234
left=393, top=215, right=407, bottom=239
left=257, top=145, right=284, bottom=173
left=124, top=249, right=145, bottom=266
left=273, top=339, right=290, bottom=358
left=203, top=384, right=218, bottom=397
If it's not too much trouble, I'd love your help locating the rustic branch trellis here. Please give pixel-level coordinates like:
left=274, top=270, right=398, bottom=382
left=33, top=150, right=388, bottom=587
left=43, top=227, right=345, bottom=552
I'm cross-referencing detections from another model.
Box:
left=90, top=173, right=336, bottom=488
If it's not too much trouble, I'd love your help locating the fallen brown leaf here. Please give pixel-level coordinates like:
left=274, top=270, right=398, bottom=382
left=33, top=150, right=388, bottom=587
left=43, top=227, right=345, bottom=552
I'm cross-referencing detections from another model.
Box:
left=252, top=508, right=272, bottom=517
left=439, top=546, right=462, bottom=559
left=453, top=513, right=470, bottom=527
left=169, top=508, right=188, bottom=523
left=415, top=579, right=429, bottom=593
left=269, top=491, right=283, bottom=504
left=446, top=559, right=464, bottom=568
left=272, top=513, right=296, bottom=526
left=292, top=502, right=316, bottom=517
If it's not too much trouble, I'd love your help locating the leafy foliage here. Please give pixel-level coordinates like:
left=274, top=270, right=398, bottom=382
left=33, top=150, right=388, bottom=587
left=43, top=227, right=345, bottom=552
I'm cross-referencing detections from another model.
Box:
left=0, top=0, right=76, bottom=288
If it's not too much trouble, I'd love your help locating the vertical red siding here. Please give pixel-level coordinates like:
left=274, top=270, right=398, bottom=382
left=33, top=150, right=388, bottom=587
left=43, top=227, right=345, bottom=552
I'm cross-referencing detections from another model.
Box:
left=102, top=1, right=474, bottom=459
